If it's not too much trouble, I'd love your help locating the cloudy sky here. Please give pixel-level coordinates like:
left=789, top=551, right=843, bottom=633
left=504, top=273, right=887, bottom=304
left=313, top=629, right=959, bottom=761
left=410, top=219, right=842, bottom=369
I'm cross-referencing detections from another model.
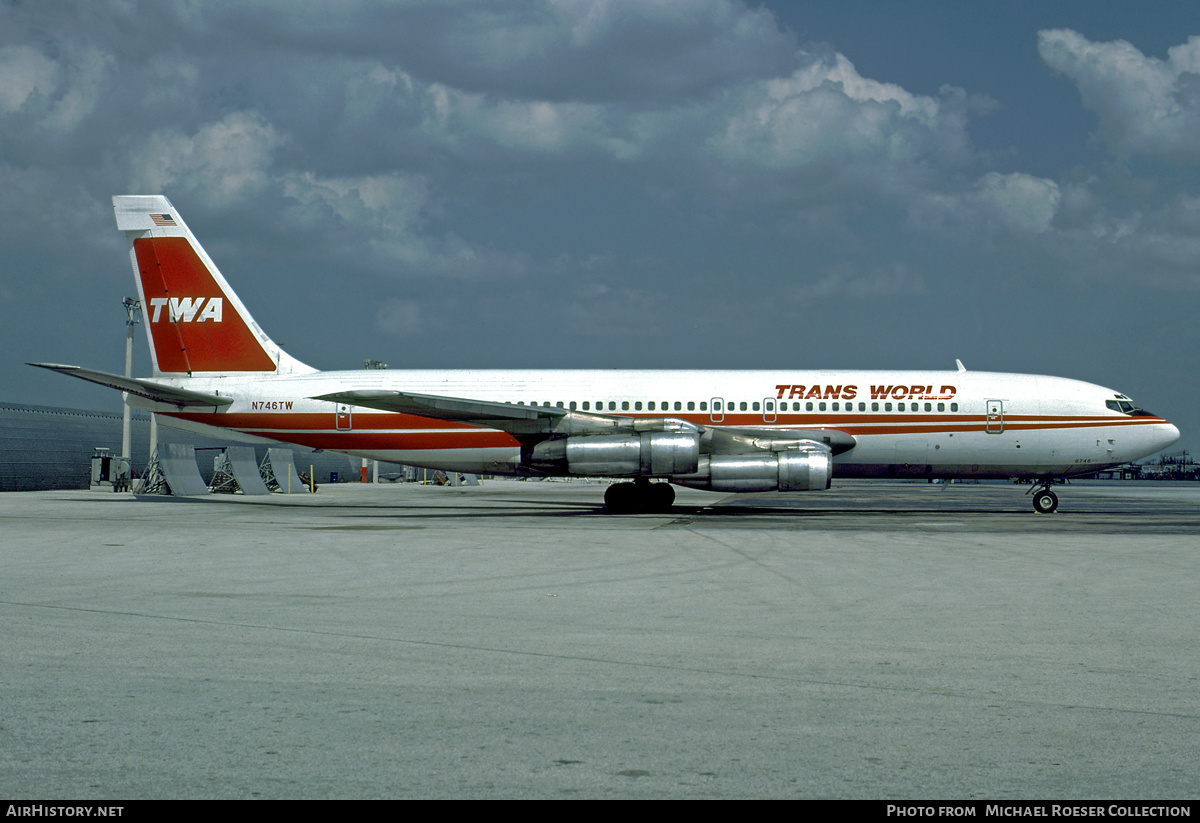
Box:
left=4, top=0, right=1198, bottom=454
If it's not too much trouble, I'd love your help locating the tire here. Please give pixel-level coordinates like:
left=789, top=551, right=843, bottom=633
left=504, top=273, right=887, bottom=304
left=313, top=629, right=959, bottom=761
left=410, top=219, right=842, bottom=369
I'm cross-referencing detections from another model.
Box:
left=647, top=482, right=675, bottom=512
left=604, top=482, right=638, bottom=513
left=1033, top=490, right=1058, bottom=514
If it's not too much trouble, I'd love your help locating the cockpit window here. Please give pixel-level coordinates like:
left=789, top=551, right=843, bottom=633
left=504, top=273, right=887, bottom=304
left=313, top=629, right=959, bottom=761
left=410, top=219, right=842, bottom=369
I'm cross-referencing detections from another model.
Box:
left=1106, top=398, right=1152, bottom=416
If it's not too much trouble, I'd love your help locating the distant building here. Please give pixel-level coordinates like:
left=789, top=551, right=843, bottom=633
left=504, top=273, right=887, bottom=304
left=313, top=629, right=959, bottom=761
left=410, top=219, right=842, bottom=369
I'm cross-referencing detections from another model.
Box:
left=1139, top=451, right=1198, bottom=481
left=0, top=402, right=365, bottom=491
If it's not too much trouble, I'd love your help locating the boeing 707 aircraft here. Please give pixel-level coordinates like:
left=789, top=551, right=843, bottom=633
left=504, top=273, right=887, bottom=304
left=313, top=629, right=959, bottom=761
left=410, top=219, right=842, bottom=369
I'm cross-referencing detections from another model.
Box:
left=31, top=195, right=1180, bottom=513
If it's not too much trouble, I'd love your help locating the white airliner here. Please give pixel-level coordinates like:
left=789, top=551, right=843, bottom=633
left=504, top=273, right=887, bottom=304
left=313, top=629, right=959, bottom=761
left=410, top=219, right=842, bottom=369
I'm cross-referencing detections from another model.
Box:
left=32, top=195, right=1180, bottom=513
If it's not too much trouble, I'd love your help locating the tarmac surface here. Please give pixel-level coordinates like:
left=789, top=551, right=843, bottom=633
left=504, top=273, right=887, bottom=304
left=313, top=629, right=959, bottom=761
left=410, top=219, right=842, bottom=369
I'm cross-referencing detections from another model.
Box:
left=2, top=479, right=1198, bottom=799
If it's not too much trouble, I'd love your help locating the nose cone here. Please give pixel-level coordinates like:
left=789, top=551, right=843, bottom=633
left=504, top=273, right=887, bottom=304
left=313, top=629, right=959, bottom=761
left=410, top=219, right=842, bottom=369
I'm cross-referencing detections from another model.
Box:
left=1159, top=421, right=1182, bottom=451
left=1126, top=418, right=1181, bottom=463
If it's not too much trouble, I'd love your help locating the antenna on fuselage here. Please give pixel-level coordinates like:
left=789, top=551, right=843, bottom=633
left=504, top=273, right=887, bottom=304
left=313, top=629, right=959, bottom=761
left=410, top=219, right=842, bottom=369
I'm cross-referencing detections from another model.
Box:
left=955, top=359, right=967, bottom=372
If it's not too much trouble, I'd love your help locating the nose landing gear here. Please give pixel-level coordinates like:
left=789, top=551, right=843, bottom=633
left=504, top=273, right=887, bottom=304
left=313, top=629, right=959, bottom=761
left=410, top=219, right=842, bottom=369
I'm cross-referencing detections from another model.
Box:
left=1028, top=480, right=1060, bottom=514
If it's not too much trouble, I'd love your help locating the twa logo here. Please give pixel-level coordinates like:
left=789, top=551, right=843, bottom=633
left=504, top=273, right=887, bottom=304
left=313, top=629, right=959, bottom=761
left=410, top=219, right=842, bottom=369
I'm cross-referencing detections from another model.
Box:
left=148, top=296, right=223, bottom=323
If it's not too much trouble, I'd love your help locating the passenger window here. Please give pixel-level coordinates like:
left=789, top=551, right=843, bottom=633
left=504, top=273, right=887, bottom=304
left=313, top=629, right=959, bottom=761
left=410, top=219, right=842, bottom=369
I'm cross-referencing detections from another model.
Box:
left=951, top=403, right=958, bottom=412
left=739, top=401, right=747, bottom=411
left=635, top=401, right=642, bottom=411
left=675, top=401, right=682, bottom=411
left=832, top=402, right=839, bottom=411
left=806, top=402, right=813, bottom=411
left=871, top=402, right=879, bottom=411
left=885, top=403, right=893, bottom=411
left=859, top=402, right=866, bottom=411
left=700, top=402, right=707, bottom=411
left=622, top=401, right=629, bottom=411
left=687, top=401, right=695, bottom=411
left=648, top=401, right=655, bottom=411
left=753, top=401, right=760, bottom=411
left=819, top=402, right=827, bottom=411
left=937, top=403, right=944, bottom=412
left=924, top=403, right=931, bottom=412
left=569, top=401, right=577, bottom=410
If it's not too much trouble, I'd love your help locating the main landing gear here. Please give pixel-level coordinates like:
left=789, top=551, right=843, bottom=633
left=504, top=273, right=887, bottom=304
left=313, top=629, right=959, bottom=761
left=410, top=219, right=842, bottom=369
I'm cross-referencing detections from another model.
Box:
left=604, top=479, right=676, bottom=513
left=1028, top=480, right=1060, bottom=514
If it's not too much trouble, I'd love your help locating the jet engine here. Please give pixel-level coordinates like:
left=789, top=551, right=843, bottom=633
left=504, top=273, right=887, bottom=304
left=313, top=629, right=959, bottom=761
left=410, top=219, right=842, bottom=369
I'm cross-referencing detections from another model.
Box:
left=528, top=432, right=700, bottom=476
left=671, top=444, right=832, bottom=492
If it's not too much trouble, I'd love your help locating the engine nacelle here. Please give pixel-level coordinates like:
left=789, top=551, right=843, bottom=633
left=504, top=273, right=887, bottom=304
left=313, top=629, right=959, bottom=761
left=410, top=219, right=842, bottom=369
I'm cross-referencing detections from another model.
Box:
left=671, top=446, right=832, bottom=492
left=529, top=432, right=700, bottom=477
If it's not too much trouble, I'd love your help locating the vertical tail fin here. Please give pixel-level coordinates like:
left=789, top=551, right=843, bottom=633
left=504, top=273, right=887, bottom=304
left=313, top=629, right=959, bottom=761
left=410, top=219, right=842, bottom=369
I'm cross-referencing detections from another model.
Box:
left=113, top=195, right=315, bottom=376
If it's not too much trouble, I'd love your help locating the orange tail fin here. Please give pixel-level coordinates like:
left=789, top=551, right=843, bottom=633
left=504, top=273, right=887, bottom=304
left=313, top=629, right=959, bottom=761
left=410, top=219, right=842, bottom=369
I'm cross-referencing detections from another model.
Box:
left=113, top=196, right=314, bottom=376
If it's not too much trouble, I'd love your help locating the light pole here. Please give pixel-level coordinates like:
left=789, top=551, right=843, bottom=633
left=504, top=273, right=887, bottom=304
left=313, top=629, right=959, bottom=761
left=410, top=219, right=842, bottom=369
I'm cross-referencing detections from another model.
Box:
left=121, top=297, right=140, bottom=461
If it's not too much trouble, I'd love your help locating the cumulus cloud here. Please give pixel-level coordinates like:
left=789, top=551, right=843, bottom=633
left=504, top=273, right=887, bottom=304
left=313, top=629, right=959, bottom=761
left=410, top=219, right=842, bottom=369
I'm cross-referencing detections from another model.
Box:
left=908, top=172, right=1061, bottom=239
left=214, top=0, right=799, bottom=103
left=712, top=52, right=971, bottom=171
left=0, top=46, right=59, bottom=114
left=1039, top=29, right=1200, bottom=162
left=0, top=42, right=113, bottom=136
left=128, top=112, right=286, bottom=206
left=282, top=171, right=430, bottom=235
left=972, top=172, right=1061, bottom=235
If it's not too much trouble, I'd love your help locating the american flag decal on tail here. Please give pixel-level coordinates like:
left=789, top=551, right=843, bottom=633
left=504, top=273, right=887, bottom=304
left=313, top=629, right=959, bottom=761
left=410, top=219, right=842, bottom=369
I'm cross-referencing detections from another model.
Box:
left=150, top=213, right=176, bottom=227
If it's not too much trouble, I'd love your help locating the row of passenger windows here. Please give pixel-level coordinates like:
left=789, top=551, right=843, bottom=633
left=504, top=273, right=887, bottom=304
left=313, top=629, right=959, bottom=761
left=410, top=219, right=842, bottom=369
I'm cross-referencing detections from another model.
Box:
left=512, top=400, right=961, bottom=413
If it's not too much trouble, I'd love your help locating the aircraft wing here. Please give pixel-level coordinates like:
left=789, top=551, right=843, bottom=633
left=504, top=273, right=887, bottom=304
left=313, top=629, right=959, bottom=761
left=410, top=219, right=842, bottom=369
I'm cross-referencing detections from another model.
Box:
left=28, top=363, right=235, bottom=410
left=315, top=389, right=855, bottom=452
left=707, top=424, right=857, bottom=455
left=316, top=389, right=563, bottom=423
left=313, top=389, right=641, bottom=436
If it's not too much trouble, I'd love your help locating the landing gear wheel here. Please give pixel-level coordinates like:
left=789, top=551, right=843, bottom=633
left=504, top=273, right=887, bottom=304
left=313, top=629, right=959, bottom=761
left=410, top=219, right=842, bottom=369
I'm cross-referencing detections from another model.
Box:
left=646, top=482, right=675, bottom=512
left=1032, top=489, right=1058, bottom=514
left=604, top=482, right=639, bottom=513
left=604, top=481, right=676, bottom=513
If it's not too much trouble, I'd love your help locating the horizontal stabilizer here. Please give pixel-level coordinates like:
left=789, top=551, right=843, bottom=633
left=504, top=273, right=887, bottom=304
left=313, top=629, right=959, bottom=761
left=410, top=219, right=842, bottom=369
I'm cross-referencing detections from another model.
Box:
left=28, top=363, right=234, bottom=409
